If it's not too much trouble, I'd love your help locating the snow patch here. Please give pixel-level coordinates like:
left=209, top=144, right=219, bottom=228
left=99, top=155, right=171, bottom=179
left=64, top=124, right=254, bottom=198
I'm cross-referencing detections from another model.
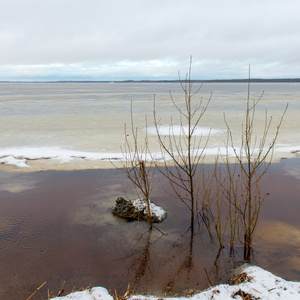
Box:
left=0, top=147, right=124, bottom=167
left=0, top=155, right=29, bottom=168
left=275, top=145, right=300, bottom=153
left=147, top=125, right=225, bottom=136
left=131, top=198, right=167, bottom=222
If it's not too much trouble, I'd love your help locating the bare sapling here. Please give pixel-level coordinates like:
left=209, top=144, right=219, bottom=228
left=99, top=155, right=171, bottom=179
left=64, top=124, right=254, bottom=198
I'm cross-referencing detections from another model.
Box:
left=224, top=68, right=288, bottom=261
left=223, top=162, right=240, bottom=255
left=214, top=133, right=241, bottom=255
left=209, top=162, right=228, bottom=251
left=201, top=155, right=234, bottom=252
left=153, top=57, right=212, bottom=232
left=197, top=161, right=218, bottom=238
left=114, top=101, right=156, bottom=229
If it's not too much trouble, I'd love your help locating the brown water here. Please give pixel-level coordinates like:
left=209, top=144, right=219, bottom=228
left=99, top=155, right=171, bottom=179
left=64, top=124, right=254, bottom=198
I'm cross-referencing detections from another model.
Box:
left=0, top=158, right=299, bottom=299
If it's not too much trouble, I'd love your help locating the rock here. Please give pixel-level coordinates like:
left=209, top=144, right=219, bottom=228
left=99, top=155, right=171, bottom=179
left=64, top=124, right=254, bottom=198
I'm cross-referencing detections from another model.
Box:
left=112, top=197, right=140, bottom=221
left=112, top=197, right=167, bottom=223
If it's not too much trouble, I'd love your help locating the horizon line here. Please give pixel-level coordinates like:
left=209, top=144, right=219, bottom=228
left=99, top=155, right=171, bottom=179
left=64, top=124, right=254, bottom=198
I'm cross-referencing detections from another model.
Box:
left=1, top=78, right=300, bottom=83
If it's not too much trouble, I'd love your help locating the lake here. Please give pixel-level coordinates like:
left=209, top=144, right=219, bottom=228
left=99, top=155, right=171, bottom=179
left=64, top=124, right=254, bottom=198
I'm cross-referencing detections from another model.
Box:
left=0, top=82, right=299, bottom=170
left=0, top=82, right=299, bottom=299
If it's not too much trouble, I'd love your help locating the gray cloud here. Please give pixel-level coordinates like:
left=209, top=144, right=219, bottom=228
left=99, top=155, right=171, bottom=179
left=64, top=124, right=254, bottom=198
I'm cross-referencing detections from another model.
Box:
left=0, top=0, right=299, bottom=80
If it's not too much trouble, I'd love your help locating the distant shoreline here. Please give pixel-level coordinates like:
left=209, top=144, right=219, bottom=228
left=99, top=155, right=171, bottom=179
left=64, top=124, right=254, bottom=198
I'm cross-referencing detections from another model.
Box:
left=1, top=78, right=300, bottom=84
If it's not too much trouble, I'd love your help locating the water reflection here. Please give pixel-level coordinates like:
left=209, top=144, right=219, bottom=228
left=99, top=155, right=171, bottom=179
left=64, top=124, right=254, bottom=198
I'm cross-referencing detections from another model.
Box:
left=129, top=229, right=153, bottom=285
left=164, top=229, right=195, bottom=295
left=253, top=220, right=300, bottom=281
left=0, top=172, right=42, bottom=193
left=122, top=225, right=235, bottom=296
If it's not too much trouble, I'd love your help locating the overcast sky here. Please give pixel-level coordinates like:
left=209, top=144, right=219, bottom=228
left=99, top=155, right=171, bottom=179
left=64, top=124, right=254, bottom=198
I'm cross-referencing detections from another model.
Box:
left=0, top=0, right=299, bottom=81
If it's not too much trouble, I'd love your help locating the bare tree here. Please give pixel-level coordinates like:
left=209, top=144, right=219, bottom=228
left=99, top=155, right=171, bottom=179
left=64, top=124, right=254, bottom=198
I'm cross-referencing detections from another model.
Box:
left=114, top=101, right=156, bottom=229
left=153, top=57, right=212, bottom=232
left=212, top=135, right=241, bottom=255
left=224, top=69, right=288, bottom=260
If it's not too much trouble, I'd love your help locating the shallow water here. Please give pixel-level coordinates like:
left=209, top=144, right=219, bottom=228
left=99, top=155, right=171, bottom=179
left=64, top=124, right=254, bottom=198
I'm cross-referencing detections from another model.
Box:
left=0, top=158, right=299, bottom=299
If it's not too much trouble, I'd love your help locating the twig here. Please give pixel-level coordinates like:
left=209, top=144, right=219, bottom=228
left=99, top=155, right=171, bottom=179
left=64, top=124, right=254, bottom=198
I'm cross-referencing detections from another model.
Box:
left=204, top=268, right=213, bottom=287
left=26, top=281, right=47, bottom=300
left=57, top=281, right=66, bottom=297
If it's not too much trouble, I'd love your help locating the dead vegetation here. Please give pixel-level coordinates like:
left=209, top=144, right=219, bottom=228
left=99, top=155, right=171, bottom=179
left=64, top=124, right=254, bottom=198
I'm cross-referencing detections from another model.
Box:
left=26, top=281, right=47, bottom=300
left=113, top=285, right=133, bottom=300
left=232, top=289, right=260, bottom=300
left=230, top=272, right=253, bottom=285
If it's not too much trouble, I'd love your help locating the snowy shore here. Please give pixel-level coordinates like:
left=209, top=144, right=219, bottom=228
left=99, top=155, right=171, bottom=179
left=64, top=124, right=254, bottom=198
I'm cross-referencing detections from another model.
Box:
left=0, top=145, right=299, bottom=172
left=51, top=264, right=300, bottom=300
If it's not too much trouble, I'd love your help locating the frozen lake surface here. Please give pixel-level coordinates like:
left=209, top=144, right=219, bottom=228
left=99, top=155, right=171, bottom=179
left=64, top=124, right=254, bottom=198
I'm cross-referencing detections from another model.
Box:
left=0, top=82, right=299, bottom=170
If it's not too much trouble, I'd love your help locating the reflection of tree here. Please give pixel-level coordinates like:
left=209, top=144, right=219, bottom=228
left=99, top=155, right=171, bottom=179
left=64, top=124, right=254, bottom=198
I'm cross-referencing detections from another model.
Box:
left=123, top=223, right=248, bottom=296
left=130, top=228, right=153, bottom=285
left=163, top=229, right=240, bottom=296
left=204, top=248, right=225, bottom=288
left=164, top=228, right=194, bottom=295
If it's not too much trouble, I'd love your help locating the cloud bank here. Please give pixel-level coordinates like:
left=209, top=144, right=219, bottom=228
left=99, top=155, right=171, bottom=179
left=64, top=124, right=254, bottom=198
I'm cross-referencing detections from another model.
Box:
left=1, top=0, right=299, bottom=80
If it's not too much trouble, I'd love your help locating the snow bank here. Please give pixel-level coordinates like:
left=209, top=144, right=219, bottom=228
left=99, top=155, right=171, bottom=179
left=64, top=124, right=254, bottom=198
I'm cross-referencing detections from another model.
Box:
left=50, top=265, right=300, bottom=300
left=182, top=264, right=300, bottom=300
left=51, top=287, right=113, bottom=300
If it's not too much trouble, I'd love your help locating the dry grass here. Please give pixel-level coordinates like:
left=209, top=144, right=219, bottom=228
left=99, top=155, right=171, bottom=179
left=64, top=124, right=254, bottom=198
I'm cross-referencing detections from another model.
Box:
left=45, top=282, right=93, bottom=299
left=232, top=289, right=259, bottom=300
left=230, top=272, right=253, bottom=285
left=113, top=284, right=135, bottom=300
left=26, top=281, right=47, bottom=300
